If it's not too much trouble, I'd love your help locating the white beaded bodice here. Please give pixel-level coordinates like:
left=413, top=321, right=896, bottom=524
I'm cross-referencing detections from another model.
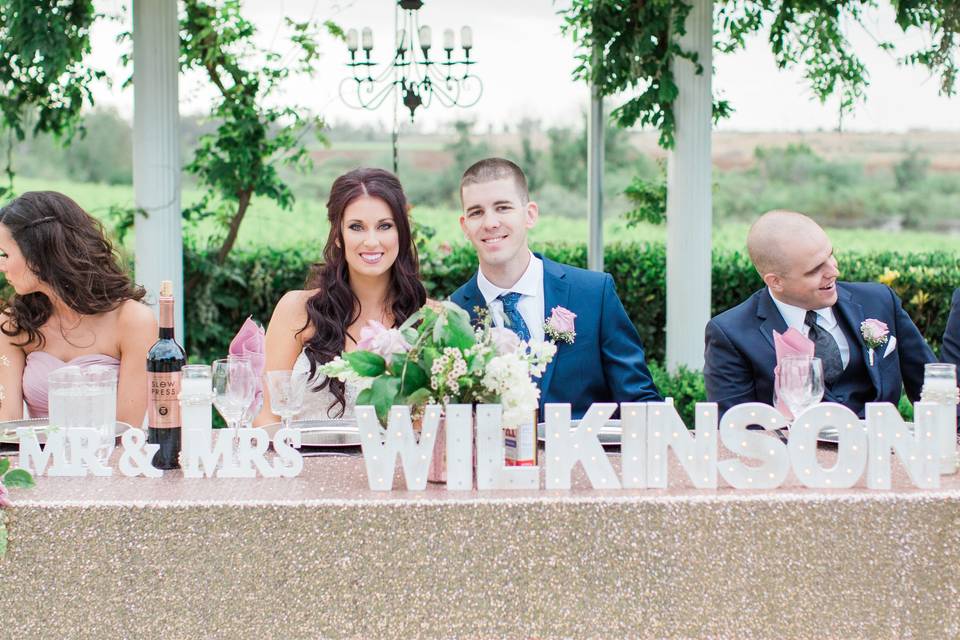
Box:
left=291, top=350, right=363, bottom=420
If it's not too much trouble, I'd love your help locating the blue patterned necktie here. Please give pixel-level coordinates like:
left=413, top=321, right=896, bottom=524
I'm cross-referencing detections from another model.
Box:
left=497, top=292, right=531, bottom=342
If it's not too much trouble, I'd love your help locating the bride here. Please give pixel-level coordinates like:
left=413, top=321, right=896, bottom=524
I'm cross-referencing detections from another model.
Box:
left=254, top=168, right=427, bottom=424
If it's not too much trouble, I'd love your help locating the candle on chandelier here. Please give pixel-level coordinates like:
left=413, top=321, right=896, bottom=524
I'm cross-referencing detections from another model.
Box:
left=443, top=28, right=455, bottom=51
left=419, top=25, right=432, bottom=51
left=361, top=27, right=373, bottom=51
left=346, top=29, right=358, bottom=52
left=461, top=25, right=473, bottom=50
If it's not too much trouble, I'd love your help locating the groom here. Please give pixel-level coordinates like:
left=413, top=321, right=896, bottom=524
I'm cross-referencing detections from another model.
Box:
left=449, top=157, right=661, bottom=419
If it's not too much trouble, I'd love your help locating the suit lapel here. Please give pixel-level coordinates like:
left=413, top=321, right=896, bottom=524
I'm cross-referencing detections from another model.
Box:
left=537, top=257, right=570, bottom=399
left=457, top=273, right=483, bottom=324
left=757, top=289, right=788, bottom=351
left=834, top=285, right=881, bottom=395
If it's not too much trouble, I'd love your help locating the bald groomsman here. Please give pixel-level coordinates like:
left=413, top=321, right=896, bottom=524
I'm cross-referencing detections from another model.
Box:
left=704, top=210, right=935, bottom=417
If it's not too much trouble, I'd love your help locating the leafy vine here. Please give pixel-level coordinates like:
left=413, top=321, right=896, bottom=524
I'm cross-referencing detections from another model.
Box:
left=563, top=0, right=959, bottom=150
left=0, top=0, right=103, bottom=197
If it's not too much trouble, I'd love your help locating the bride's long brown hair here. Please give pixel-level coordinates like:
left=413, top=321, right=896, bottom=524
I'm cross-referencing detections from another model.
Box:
left=300, top=168, right=426, bottom=416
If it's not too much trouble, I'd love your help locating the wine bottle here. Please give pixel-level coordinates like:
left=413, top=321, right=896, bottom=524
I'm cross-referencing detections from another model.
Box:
left=147, top=280, right=186, bottom=469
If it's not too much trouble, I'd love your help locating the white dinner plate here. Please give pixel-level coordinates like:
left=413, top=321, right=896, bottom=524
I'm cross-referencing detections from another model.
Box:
left=261, top=419, right=361, bottom=448
left=0, top=419, right=132, bottom=445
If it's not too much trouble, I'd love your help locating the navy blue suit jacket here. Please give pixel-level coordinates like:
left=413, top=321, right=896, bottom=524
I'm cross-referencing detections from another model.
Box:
left=704, top=282, right=935, bottom=417
left=448, top=256, right=661, bottom=419
left=942, top=288, right=960, bottom=368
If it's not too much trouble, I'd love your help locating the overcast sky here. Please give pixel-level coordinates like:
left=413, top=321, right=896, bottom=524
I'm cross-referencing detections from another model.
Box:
left=88, top=0, right=960, bottom=132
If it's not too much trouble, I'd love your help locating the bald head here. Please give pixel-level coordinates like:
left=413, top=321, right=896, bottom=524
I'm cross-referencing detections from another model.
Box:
left=748, top=210, right=840, bottom=309
left=747, top=211, right=828, bottom=276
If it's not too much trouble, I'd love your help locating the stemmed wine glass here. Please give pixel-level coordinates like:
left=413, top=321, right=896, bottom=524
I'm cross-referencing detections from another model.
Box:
left=266, top=369, right=307, bottom=431
left=212, top=356, right=256, bottom=441
left=776, top=355, right=825, bottom=420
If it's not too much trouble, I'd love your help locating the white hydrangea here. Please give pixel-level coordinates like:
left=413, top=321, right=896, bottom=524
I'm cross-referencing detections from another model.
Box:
left=482, top=354, right=540, bottom=426
left=525, top=340, right=557, bottom=377
left=317, top=356, right=365, bottom=384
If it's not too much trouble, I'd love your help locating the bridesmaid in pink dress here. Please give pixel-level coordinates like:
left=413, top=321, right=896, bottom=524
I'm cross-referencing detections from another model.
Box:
left=0, top=191, right=157, bottom=425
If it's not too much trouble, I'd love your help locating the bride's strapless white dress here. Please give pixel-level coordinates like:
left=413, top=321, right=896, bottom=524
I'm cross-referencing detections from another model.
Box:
left=292, top=350, right=363, bottom=421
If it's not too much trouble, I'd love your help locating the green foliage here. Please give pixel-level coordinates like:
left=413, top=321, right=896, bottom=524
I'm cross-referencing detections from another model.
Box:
left=649, top=362, right=707, bottom=426
left=562, top=0, right=701, bottom=148
left=623, top=172, right=667, bottom=226
left=564, top=1, right=959, bottom=148
left=0, top=456, right=35, bottom=558
left=894, top=148, right=930, bottom=190
left=2, top=468, right=33, bottom=489
left=709, top=144, right=960, bottom=231
left=178, top=0, right=338, bottom=264
left=344, top=351, right=386, bottom=377
left=0, top=0, right=103, bottom=195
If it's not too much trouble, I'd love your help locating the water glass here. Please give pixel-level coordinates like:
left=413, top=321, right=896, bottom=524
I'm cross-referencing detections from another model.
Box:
left=921, top=363, right=958, bottom=403
left=212, top=357, right=256, bottom=434
left=48, top=364, right=118, bottom=464
left=777, top=355, right=825, bottom=420
left=181, top=364, right=213, bottom=432
left=266, top=370, right=306, bottom=431
left=921, top=363, right=958, bottom=473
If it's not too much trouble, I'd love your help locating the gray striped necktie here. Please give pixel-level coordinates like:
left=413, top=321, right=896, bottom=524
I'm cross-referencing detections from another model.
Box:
left=804, top=310, right=844, bottom=385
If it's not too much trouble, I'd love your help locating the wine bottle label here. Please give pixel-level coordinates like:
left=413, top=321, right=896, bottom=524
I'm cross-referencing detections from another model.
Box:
left=148, top=372, right=182, bottom=429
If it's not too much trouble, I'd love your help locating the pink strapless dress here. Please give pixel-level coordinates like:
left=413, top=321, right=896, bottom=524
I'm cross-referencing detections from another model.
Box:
left=22, top=352, right=121, bottom=418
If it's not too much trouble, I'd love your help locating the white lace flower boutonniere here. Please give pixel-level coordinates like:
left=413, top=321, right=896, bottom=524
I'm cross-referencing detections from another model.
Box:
left=545, top=306, right=576, bottom=345
left=860, top=318, right=889, bottom=366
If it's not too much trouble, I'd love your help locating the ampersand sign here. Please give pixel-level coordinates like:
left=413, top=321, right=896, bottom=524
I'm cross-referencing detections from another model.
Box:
left=119, top=428, right=162, bottom=477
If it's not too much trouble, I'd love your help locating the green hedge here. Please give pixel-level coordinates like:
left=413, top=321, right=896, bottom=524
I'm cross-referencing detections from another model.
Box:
left=186, top=241, right=960, bottom=365
left=184, top=242, right=957, bottom=423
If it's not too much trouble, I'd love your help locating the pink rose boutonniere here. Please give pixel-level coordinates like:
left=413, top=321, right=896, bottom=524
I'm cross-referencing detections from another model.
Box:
left=545, top=306, right=576, bottom=345
left=860, top=318, right=889, bottom=366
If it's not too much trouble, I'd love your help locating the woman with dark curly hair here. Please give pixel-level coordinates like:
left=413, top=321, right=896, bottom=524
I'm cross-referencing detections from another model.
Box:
left=254, top=168, right=427, bottom=424
left=0, top=191, right=157, bottom=425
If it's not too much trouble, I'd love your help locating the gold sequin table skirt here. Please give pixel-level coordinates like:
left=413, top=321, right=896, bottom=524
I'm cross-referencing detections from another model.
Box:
left=2, top=449, right=960, bottom=639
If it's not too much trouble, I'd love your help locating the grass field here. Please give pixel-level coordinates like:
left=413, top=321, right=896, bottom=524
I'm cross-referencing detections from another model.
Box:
left=11, top=176, right=960, bottom=255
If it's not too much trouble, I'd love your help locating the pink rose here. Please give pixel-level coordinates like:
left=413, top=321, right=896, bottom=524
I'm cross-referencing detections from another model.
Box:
left=548, top=306, right=576, bottom=334
left=0, top=481, right=11, bottom=508
left=356, top=320, right=411, bottom=364
left=489, top=327, right=522, bottom=354
left=861, top=318, right=889, bottom=341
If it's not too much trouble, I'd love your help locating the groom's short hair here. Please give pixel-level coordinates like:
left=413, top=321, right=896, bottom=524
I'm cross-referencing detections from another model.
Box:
left=460, top=157, right=530, bottom=204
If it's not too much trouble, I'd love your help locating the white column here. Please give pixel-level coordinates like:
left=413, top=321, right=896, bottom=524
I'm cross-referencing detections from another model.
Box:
left=133, top=0, right=183, bottom=341
left=587, top=85, right=604, bottom=272
left=665, top=0, right=712, bottom=371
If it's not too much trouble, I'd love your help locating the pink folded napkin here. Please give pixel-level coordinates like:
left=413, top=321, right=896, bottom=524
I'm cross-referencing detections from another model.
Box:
left=229, top=317, right=266, bottom=419
left=773, top=328, right=815, bottom=418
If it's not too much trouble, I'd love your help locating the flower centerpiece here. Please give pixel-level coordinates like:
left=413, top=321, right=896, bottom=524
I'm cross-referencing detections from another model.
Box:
left=0, top=457, right=35, bottom=557
left=319, top=302, right=556, bottom=426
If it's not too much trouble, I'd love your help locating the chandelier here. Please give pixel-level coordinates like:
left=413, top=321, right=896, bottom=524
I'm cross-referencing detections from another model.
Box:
left=340, top=0, right=482, bottom=121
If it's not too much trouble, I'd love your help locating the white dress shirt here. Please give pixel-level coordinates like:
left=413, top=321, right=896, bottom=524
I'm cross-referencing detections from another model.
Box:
left=769, top=290, right=851, bottom=368
left=477, top=253, right=546, bottom=343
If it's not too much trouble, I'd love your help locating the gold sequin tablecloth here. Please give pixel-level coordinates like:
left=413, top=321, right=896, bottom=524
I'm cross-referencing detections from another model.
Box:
left=2, top=449, right=960, bottom=640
